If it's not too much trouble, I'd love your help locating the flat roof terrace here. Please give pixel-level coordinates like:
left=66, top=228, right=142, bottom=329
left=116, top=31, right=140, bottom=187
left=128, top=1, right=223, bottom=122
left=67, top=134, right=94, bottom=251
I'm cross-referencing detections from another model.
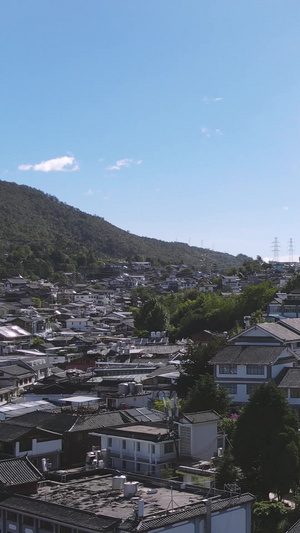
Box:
left=34, top=474, right=204, bottom=521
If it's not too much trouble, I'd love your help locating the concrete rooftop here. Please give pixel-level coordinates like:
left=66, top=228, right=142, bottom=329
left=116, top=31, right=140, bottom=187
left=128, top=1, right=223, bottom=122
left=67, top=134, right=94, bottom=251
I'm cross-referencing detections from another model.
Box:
left=34, top=473, right=204, bottom=521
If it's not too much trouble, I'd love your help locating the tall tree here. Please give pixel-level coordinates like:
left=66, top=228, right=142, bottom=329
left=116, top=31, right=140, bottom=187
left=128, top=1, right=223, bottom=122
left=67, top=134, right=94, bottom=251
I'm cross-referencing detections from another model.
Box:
left=182, top=374, right=231, bottom=416
left=176, top=336, right=225, bottom=398
left=233, top=382, right=300, bottom=500
left=215, top=448, right=239, bottom=490
left=135, top=298, right=170, bottom=334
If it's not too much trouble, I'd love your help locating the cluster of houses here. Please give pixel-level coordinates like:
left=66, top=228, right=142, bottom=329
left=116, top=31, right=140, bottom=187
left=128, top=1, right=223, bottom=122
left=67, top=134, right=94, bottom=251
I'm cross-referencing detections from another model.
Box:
left=1, top=263, right=300, bottom=532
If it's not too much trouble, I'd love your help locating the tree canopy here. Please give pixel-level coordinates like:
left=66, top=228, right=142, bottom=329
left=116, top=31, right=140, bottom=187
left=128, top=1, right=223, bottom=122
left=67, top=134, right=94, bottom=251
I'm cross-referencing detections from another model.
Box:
left=134, top=298, right=170, bottom=334
left=176, top=336, right=225, bottom=397
left=233, top=382, right=300, bottom=500
left=182, top=374, right=231, bottom=416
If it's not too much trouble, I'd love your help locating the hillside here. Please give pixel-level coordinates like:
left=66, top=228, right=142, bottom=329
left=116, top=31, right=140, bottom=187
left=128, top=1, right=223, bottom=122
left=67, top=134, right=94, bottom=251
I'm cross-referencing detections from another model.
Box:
left=0, top=180, right=249, bottom=274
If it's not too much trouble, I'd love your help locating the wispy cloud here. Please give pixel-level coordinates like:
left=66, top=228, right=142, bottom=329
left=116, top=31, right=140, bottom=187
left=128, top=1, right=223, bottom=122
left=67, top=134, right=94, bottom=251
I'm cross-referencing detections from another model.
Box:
left=201, top=127, right=223, bottom=138
left=106, top=158, right=142, bottom=171
left=18, top=155, right=79, bottom=172
left=283, top=206, right=289, bottom=211
left=202, top=96, right=223, bottom=104
left=201, top=127, right=211, bottom=138
left=85, top=189, right=93, bottom=196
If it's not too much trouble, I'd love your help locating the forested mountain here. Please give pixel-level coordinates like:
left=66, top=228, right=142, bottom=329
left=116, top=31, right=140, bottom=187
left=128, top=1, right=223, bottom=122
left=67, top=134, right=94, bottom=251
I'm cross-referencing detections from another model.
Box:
left=0, top=180, right=249, bottom=277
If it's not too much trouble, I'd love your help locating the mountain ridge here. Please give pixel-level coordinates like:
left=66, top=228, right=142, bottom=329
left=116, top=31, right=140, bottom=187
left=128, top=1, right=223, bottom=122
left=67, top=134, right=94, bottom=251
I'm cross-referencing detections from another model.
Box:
left=0, top=180, right=249, bottom=273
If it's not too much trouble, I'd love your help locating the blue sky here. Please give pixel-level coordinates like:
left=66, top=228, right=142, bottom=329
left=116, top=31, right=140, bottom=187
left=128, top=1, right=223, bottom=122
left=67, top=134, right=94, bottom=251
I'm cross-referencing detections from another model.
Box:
left=1, top=1, right=300, bottom=261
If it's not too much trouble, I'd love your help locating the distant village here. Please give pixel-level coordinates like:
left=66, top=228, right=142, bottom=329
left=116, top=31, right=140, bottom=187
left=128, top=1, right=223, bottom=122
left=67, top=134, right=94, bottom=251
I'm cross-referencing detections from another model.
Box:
left=1, top=259, right=300, bottom=533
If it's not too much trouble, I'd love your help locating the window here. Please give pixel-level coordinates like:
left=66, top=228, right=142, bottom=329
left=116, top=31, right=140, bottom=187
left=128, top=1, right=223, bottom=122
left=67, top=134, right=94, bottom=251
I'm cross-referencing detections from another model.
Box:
left=246, top=365, right=264, bottom=375
left=219, top=364, right=237, bottom=374
left=137, top=462, right=141, bottom=472
left=246, top=383, right=259, bottom=395
left=122, top=440, right=126, bottom=450
left=164, top=442, right=174, bottom=454
left=291, top=389, right=300, bottom=398
left=19, top=438, right=33, bottom=452
left=39, top=521, right=53, bottom=532
left=108, top=438, right=112, bottom=447
left=151, top=444, right=155, bottom=454
left=136, top=442, right=140, bottom=452
left=60, top=527, right=72, bottom=533
left=122, top=460, right=126, bottom=469
left=7, top=512, right=17, bottom=522
left=221, top=383, right=237, bottom=395
left=23, top=516, right=34, bottom=526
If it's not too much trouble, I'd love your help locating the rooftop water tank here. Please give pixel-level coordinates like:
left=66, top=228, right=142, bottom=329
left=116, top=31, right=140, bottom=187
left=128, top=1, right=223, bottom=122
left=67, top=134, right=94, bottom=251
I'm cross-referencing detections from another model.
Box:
left=124, top=481, right=139, bottom=498
left=112, top=475, right=127, bottom=490
left=118, top=382, right=129, bottom=396
left=128, top=382, right=136, bottom=395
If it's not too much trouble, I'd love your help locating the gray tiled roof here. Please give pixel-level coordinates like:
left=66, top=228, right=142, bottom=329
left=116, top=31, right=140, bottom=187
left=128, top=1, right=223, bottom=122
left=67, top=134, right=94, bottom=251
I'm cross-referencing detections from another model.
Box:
left=287, top=519, right=300, bottom=532
left=0, top=457, right=42, bottom=486
left=277, top=368, right=300, bottom=388
left=210, top=345, right=289, bottom=365
left=0, top=423, right=34, bottom=442
left=0, top=365, right=34, bottom=376
left=125, top=407, right=165, bottom=423
left=257, top=323, right=300, bottom=341
left=0, top=493, right=119, bottom=531
left=5, top=412, right=76, bottom=433
left=279, top=318, right=300, bottom=334
left=181, top=411, right=221, bottom=424
left=68, top=411, right=130, bottom=432
left=137, top=493, right=255, bottom=531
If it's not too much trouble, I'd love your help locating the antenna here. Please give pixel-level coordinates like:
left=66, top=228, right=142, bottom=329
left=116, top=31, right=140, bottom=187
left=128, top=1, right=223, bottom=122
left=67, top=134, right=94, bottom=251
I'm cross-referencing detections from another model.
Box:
left=166, top=486, right=180, bottom=511
left=288, top=238, right=294, bottom=263
left=271, top=237, right=280, bottom=262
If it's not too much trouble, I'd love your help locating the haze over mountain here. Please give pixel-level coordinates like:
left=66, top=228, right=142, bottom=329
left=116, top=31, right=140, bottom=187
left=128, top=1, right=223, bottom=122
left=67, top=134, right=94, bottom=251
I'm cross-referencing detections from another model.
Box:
left=0, top=180, right=249, bottom=272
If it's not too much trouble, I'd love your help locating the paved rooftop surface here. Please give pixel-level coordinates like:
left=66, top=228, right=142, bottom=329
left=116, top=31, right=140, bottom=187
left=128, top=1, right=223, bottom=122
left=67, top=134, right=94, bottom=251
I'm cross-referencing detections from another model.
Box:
left=33, top=474, right=204, bottom=520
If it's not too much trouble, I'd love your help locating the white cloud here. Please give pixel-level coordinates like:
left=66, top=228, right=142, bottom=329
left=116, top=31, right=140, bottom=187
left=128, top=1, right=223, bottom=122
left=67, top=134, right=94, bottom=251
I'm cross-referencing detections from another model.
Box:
left=18, top=156, right=79, bottom=172
left=106, top=158, right=142, bottom=171
left=201, top=127, right=223, bottom=138
left=85, top=189, right=93, bottom=196
left=283, top=206, right=289, bottom=211
left=201, top=127, right=211, bottom=137
left=202, top=96, right=223, bottom=103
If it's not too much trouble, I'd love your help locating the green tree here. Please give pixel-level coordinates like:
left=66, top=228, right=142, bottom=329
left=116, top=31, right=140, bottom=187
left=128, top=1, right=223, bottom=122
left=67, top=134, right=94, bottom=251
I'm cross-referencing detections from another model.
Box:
left=182, top=375, right=231, bottom=416
left=215, top=448, right=239, bottom=489
left=218, top=416, right=237, bottom=445
left=31, top=297, right=42, bottom=308
left=176, top=336, right=225, bottom=398
left=233, top=383, right=300, bottom=500
left=252, top=501, right=289, bottom=533
left=31, top=337, right=45, bottom=347
left=135, top=298, right=170, bottom=334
